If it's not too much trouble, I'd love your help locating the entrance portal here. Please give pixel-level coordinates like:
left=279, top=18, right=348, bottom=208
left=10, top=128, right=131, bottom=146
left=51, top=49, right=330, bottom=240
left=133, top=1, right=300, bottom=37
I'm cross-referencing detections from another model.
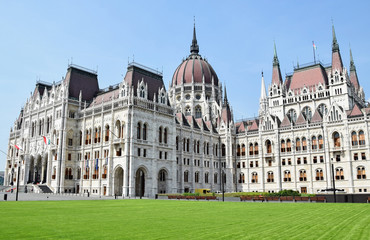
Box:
left=114, top=167, right=124, bottom=196
left=135, top=168, right=145, bottom=197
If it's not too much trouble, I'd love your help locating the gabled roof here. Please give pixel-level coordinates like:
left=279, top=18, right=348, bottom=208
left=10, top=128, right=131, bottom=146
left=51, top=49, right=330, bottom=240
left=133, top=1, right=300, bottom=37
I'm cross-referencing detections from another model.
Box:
left=311, top=110, right=323, bottom=123
left=348, top=104, right=363, bottom=117
left=280, top=115, right=291, bottom=127
left=295, top=112, right=307, bottom=125
left=247, top=119, right=259, bottom=131
left=91, top=89, right=119, bottom=106
left=235, top=121, right=246, bottom=133
left=288, top=64, right=328, bottom=93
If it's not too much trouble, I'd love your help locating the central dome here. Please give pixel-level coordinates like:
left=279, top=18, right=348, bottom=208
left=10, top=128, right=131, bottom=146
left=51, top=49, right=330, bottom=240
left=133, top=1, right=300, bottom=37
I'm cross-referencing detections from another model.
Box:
left=171, top=25, right=219, bottom=87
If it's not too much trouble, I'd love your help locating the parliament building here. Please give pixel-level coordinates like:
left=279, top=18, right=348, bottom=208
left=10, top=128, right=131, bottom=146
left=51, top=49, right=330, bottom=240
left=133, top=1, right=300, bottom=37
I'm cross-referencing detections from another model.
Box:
left=4, top=25, right=370, bottom=197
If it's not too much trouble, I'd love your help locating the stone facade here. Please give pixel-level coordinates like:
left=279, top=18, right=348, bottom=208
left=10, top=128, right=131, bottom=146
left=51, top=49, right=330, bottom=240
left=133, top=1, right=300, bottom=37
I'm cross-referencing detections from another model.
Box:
left=4, top=25, right=370, bottom=196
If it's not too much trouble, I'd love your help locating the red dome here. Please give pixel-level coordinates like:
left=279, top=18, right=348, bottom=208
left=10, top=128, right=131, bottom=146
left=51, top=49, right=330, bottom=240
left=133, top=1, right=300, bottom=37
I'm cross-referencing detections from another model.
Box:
left=171, top=54, right=219, bottom=87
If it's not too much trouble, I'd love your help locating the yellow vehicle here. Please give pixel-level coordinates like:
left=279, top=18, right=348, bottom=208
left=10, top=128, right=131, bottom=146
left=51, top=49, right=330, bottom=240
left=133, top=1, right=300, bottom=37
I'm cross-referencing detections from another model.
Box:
left=195, top=188, right=211, bottom=194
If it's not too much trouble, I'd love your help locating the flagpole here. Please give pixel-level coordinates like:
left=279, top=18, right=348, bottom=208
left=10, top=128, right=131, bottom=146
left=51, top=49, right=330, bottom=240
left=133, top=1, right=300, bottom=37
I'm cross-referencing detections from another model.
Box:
left=312, top=41, right=316, bottom=64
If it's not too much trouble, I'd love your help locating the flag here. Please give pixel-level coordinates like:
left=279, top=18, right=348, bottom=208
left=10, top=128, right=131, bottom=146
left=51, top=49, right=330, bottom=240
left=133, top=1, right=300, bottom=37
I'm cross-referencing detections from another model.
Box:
left=95, top=159, right=99, bottom=170
left=43, top=136, right=51, bottom=145
left=312, top=41, right=317, bottom=50
left=14, top=144, right=23, bottom=151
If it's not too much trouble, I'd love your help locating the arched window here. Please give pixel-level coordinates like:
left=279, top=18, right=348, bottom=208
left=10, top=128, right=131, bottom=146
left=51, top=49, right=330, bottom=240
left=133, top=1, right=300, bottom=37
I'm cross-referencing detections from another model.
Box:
left=185, top=106, right=191, bottom=116
left=286, top=139, right=291, bottom=152
left=239, top=173, right=245, bottom=183
left=105, top=126, right=110, bottom=142
left=196, top=141, right=200, bottom=153
left=267, top=171, right=274, bottom=182
left=266, top=140, right=272, bottom=154
left=351, top=131, right=358, bottom=146
left=184, top=171, right=189, bottom=182
left=254, top=143, right=259, bottom=155
left=158, top=127, right=162, bottom=143
left=317, top=104, right=328, bottom=116
left=237, top=144, right=241, bottom=156
left=312, top=136, right=317, bottom=150
left=139, top=85, right=145, bottom=98
left=357, top=166, right=366, bottom=179
left=205, top=172, right=209, bottom=184
left=241, top=144, right=245, bottom=156
left=195, top=172, right=200, bottom=183
left=359, top=130, right=365, bottom=145
left=318, top=135, right=323, bottom=149
left=143, top=123, right=147, bottom=140
left=335, top=167, right=344, bottom=180
left=284, top=170, right=291, bottom=182
left=79, top=131, right=82, bottom=146
left=115, top=121, right=121, bottom=139
left=302, top=106, right=312, bottom=121
left=251, top=172, right=258, bottom=183
left=287, top=109, right=297, bottom=123
left=94, top=127, right=99, bottom=143
left=176, top=136, right=179, bottom=150
left=159, top=170, right=166, bottom=182
left=281, top=140, right=286, bottom=153
left=302, top=137, right=307, bottom=151
left=315, top=169, right=324, bottom=181
left=299, top=170, right=307, bottom=181
left=249, top=143, right=254, bottom=155
left=333, top=132, right=341, bottom=147
left=214, top=173, right=218, bottom=184
left=222, top=144, right=226, bottom=156
left=137, top=123, right=141, bottom=139
left=77, top=168, right=81, bottom=179
left=164, top=128, right=168, bottom=144
left=195, top=105, right=202, bottom=119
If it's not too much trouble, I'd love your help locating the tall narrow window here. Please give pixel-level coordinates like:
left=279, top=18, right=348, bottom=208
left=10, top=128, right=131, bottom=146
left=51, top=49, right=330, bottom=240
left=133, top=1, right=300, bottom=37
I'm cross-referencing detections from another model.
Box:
left=351, top=131, right=358, bottom=146
left=302, top=137, right=307, bottom=151
left=164, top=128, right=167, bottom=144
left=159, top=127, right=162, bottom=143
left=137, top=123, right=141, bottom=139
left=286, top=139, right=291, bottom=152
left=312, top=136, right=317, bottom=150
left=318, top=135, right=323, bottom=149
left=359, top=131, right=365, bottom=145
left=296, top=138, right=301, bottom=151
left=333, top=132, right=341, bottom=147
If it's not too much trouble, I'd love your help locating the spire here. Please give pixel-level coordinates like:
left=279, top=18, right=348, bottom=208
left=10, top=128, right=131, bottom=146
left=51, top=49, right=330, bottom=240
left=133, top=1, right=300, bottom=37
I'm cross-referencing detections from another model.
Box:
left=223, top=85, right=228, bottom=104
left=332, top=23, right=339, bottom=52
left=190, top=20, right=199, bottom=55
left=271, top=42, right=283, bottom=86
left=260, top=71, right=267, bottom=101
left=350, top=47, right=356, bottom=71
left=273, top=41, right=279, bottom=66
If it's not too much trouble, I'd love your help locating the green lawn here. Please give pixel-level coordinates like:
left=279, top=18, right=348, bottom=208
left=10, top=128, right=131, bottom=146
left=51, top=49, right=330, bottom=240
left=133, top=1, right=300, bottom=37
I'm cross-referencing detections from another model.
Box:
left=0, top=200, right=369, bottom=239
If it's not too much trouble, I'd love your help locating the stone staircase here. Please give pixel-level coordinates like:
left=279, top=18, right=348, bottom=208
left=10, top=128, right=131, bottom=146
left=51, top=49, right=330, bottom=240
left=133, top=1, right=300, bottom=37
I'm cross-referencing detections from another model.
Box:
left=38, top=185, right=53, bottom=193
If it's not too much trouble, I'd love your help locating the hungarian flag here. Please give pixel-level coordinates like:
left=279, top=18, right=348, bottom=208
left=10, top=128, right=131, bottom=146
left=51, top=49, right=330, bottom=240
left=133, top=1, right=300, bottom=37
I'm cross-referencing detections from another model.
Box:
left=95, top=159, right=99, bottom=170
left=43, top=136, right=51, bottom=145
left=312, top=41, right=317, bottom=50
left=14, top=144, right=23, bottom=151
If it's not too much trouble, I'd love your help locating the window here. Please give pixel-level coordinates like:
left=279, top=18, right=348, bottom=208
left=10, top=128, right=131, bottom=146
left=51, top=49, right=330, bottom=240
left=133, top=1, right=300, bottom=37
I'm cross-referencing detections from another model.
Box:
left=205, top=172, right=209, bottom=184
left=284, top=170, right=291, bottom=182
left=317, top=104, right=328, bottom=116
left=302, top=106, right=312, bottom=121
left=184, top=171, right=189, bottom=182
left=237, top=144, right=241, bottom=156
left=241, top=144, right=246, bottom=156
left=299, top=170, right=307, bottom=181
left=164, top=128, right=168, bottom=144
left=185, top=106, right=191, bottom=116
left=254, top=143, right=259, bottom=155
left=333, top=132, right=341, bottom=147
left=351, top=131, right=358, bottom=146
left=315, top=169, right=324, bottom=180
left=287, top=109, right=297, bottom=123
left=266, top=140, right=272, bottom=153
left=361, top=152, right=366, bottom=160
left=214, top=173, right=218, bottom=184
left=159, top=127, right=162, bottom=143
left=239, top=173, right=245, bottom=183
left=335, top=168, right=344, bottom=180
left=176, top=136, right=179, bottom=150
left=281, top=140, right=286, bottom=153
left=159, top=170, right=166, bottom=182
left=320, top=156, right=324, bottom=163
left=222, top=144, right=226, bottom=156
left=252, top=172, right=258, bottom=183
left=249, top=143, right=253, bottom=155
left=143, top=124, right=147, bottom=140
left=267, top=172, right=274, bottom=182
left=140, top=85, right=145, bottom=98
left=195, top=106, right=202, bottom=119
left=312, top=136, right=317, bottom=150
left=137, top=123, right=141, bottom=139
left=302, top=137, right=307, bottom=151
left=105, top=126, right=110, bottom=142
left=286, top=139, right=291, bottom=152
left=68, top=153, right=71, bottom=161
left=282, top=159, right=286, bottom=166
left=195, top=172, right=199, bottom=183
left=297, top=158, right=301, bottom=165
left=354, top=153, right=358, bottom=161
left=357, top=166, right=366, bottom=179
left=313, top=156, right=317, bottom=164
left=359, top=131, right=365, bottom=145
left=296, top=138, right=301, bottom=151
left=318, top=135, right=323, bottom=149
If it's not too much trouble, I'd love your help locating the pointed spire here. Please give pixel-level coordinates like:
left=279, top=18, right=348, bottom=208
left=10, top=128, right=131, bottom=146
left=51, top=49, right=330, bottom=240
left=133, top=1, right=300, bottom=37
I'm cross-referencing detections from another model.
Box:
left=350, top=47, right=356, bottom=71
left=260, top=71, right=267, bottom=101
left=223, top=85, right=228, bottom=104
left=273, top=41, right=279, bottom=66
left=190, top=19, right=199, bottom=55
left=332, top=23, right=339, bottom=52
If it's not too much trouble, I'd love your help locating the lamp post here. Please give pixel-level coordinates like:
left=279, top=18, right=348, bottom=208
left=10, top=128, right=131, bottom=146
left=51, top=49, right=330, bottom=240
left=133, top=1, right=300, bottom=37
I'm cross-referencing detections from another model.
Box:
left=331, top=158, right=336, bottom=203
left=16, top=161, right=20, bottom=201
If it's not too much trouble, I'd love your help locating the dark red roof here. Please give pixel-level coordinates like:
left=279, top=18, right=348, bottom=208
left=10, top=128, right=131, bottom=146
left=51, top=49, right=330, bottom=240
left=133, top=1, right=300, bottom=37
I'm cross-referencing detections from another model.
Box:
left=280, top=115, right=291, bottom=127
left=124, top=63, right=165, bottom=102
left=64, top=66, right=99, bottom=102
left=331, top=51, right=343, bottom=73
left=311, top=110, right=323, bottom=123
left=288, top=64, right=328, bottom=93
left=172, top=54, right=219, bottom=87
left=348, top=104, right=363, bottom=117
left=271, top=65, right=283, bottom=86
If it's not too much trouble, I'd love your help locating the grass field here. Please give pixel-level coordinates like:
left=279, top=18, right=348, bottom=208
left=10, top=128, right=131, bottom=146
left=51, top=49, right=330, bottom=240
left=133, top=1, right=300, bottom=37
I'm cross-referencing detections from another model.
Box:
left=0, top=200, right=369, bottom=239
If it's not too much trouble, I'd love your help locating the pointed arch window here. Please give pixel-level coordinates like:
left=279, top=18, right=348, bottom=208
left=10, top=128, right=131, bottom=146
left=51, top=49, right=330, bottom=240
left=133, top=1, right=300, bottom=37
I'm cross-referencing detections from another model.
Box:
left=302, top=137, right=307, bottom=151
left=286, top=139, right=291, bottom=152
left=315, top=169, right=324, bottom=181
left=302, top=106, right=312, bottom=122
left=214, top=173, right=218, bottom=184
left=241, top=144, right=246, bottom=156
left=251, top=172, right=258, bottom=183
left=137, top=123, right=141, bottom=139
left=267, top=171, right=274, bottom=182
left=312, top=136, right=317, bottom=150
left=195, top=105, right=202, bottom=119
left=239, top=173, right=245, bottom=183
left=249, top=143, right=254, bottom=155
left=296, top=138, right=301, bottom=151
left=335, top=168, right=344, bottom=180
left=159, top=127, right=163, bottom=143
left=281, top=140, right=286, bottom=153
left=359, top=130, right=365, bottom=145
left=105, top=126, right=110, bottom=142
left=164, top=128, right=168, bottom=144
left=287, top=109, right=297, bottom=123
left=184, top=171, right=189, bottom=182
left=333, top=132, right=341, bottom=147
left=143, top=123, right=147, bottom=140
left=284, top=170, right=291, bottom=182
left=299, top=170, right=307, bottom=181
left=266, top=140, right=272, bottom=154
left=357, top=166, right=366, bottom=179
left=254, top=143, right=259, bottom=155
left=351, top=131, right=358, bottom=146
left=318, top=135, right=323, bottom=149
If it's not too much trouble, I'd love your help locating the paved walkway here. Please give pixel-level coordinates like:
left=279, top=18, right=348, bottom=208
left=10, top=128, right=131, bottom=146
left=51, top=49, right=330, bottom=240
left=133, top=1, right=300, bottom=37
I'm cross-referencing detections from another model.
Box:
left=0, top=192, right=121, bottom=201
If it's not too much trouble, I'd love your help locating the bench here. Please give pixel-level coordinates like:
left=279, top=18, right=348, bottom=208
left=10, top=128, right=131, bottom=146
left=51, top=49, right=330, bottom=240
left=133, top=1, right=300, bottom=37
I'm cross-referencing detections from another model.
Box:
left=310, top=196, right=326, bottom=202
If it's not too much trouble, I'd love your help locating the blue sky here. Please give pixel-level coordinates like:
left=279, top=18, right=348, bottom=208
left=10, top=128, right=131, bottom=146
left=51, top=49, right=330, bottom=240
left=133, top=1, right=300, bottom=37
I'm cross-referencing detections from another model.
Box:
left=1, top=1, right=370, bottom=170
